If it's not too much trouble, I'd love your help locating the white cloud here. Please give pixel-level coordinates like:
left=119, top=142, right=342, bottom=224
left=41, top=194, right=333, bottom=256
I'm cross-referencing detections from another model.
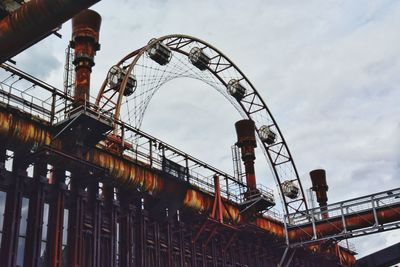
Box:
left=9, top=0, right=400, bottom=259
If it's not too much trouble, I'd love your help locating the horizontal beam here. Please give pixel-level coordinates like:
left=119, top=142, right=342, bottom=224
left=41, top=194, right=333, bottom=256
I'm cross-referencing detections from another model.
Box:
left=0, top=0, right=101, bottom=63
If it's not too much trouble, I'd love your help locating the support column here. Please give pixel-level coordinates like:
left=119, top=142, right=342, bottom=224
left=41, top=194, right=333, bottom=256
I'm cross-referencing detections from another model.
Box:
left=67, top=174, right=86, bottom=266
left=0, top=152, right=27, bottom=267
left=179, top=222, right=185, bottom=267
left=85, top=181, right=101, bottom=267
left=118, top=191, right=136, bottom=267
left=46, top=167, right=66, bottom=267
left=167, top=220, right=174, bottom=267
left=24, top=162, right=47, bottom=267
left=136, top=209, right=148, bottom=266
left=101, top=185, right=117, bottom=267
left=0, top=143, right=6, bottom=169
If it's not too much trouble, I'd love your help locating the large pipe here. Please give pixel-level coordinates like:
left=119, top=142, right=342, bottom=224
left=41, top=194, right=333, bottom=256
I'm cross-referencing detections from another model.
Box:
left=0, top=0, right=101, bottom=63
left=71, top=9, right=101, bottom=105
left=310, top=169, right=329, bottom=219
left=235, top=120, right=257, bottom=192
left=288, top=203, right=400, bottom=241
left=1, top=107, right=399, bottom=246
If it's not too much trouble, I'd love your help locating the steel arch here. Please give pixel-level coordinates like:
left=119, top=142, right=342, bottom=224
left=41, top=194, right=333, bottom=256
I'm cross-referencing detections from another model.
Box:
left=95, top=34, right=308, bottom=217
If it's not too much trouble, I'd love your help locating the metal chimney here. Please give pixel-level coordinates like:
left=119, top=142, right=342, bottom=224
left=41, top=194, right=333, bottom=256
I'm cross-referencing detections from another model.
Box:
left=235, top=119, right=257, bottom=191
left=71, top=9, right=101, bottom=106
left=310, top=169, right=329, bottom=219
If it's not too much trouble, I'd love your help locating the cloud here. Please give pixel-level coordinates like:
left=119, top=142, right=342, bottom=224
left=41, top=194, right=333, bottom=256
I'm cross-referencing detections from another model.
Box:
left=5, top=0, right=400, bottom=259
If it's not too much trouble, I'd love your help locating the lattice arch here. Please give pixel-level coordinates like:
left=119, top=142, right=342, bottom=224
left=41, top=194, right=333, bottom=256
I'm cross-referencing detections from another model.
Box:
left=96, top=34, right=308, bottom=216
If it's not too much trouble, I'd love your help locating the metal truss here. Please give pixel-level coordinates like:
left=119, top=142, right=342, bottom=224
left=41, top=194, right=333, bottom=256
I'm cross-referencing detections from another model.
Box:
left=285, top=187, right=400, bottom=247
left=95, top=34, right=308, bottom=217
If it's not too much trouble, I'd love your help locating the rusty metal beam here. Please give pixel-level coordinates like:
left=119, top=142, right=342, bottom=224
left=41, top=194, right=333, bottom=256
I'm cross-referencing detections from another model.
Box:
left=0, top=0, right=101, bottom=63
left=0, top=106, right=398, bottom=253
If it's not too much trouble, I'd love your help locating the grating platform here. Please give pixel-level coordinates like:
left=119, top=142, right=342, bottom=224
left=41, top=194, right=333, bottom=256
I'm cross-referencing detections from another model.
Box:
left=53, top=106, right=113, bottom=148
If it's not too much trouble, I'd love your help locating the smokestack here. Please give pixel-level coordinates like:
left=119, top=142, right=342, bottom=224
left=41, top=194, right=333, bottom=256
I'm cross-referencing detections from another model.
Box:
left=310, top=169, right=329, bottom=219
left=235, top=119, right=257, bottom=192
left=71, top=9, right=101, bottom=106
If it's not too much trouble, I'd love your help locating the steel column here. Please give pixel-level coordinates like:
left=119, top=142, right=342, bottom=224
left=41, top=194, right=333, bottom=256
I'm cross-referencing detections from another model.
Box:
left=136, top=209, right=148, bottom=266
left=67, top=174, right=86, bottom=266
left=86, top=181, right=101, bottom=266
left=0, top=152, right=26, bottom=267
left=46, top=167, right=66, bottom=267
left=102, top=185, right=117, bottom=267
left=119, top=191, right=136, bottom=267
left=23, top=162, right=47, bottom=267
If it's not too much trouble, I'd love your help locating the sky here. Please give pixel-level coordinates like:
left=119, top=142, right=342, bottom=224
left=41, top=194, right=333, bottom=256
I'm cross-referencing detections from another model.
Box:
left=11, top=0, right=400, bottom=259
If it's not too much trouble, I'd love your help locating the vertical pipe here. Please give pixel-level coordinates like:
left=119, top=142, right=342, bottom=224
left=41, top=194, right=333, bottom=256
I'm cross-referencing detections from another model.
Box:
left=71, top=9, right=101, bottom=105
left=211, top=175, right=223, bottom=223
left=310, top=169, right=329, bottom=219
left=119, top=191, right=136, bottom=267
left=47, top=168, right=66, bottom=267
left=191, top=232, right=197, bottom=267
left=67, top=174, right=85, bottom=266
left=179, top=222, right=185, bottom=267
left=167, top=221, right=173, bottom=267
left=0, top=153, right=25, bottom=267
left=155, top=222, right=161, bottom=267
left=24, top=162, right=47, bottom=267
left=0, top=143, right=6, bottom=167
left=234, top=120, right=257, bottom=192
left=102, top=185, right=117, bottom=266
left=86, top=181, right=101, bottom=266
left=136, top=209, right=148, bottom=266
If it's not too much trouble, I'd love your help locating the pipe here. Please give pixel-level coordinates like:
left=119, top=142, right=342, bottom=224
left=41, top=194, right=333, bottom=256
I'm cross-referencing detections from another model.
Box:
left=234, top=120, right=257, bottom=192
left=71, top=9, right=101, bottom=105
left=310, top=169, right=329, bottom=219
left=288, top=203, right=400, bottom=241
left=1, top=107, right=399, bottom=245
left=0, top=0, right=101, bottom=63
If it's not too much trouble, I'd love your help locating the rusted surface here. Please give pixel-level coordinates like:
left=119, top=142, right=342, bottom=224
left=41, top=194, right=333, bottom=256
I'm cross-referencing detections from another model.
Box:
left=288, top=204, right=400, bottom=241
left=0, top=106, right=397, bottom=257
left=71, top=9, right=101, bottom=105
left=86, top=149, right=164, bottom=194
left=235, top=120, right=257, bottom=190
left=0, top=108, right=57, bottom=148
left=183, top=189, right=241, bottom=223
left=0, top=0, right=101, bottom=63
left=310, top=169, right=329, bottom=218
left=255, top=217, right=285, bottom=237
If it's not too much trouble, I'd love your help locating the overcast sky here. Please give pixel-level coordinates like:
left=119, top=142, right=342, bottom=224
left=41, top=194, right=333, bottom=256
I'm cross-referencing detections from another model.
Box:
left=12, top=0, right=400, bottom=259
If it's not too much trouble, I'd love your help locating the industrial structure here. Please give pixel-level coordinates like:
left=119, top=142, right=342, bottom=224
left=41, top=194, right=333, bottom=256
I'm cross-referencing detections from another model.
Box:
left=0, top=1, right=399, bottom=266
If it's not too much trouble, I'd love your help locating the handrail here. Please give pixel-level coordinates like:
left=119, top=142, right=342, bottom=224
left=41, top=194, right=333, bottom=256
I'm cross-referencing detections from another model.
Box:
left=0, top=64, right=275, bottom=205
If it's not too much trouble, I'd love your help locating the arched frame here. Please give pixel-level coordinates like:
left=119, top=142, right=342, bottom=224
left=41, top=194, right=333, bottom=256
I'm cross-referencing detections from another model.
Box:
left=96, top=34, right=308, bottom=217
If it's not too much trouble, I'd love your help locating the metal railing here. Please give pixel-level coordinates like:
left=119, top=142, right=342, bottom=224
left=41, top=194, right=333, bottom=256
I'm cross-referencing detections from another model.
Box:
left=0, top=63, right=277, bottom=206
left=285, top=187, right=400, bottom=245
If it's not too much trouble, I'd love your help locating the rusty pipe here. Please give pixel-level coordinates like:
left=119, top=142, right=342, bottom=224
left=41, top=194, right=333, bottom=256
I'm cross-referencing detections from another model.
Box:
left=71, top=9, right=101, bottom=105
left=310, top=169, right=329, bottom=219
left=0, top=0, right=101, bottom=63
left=288, top=203, right=400, bottom=241
left=235, top=120, right=257, bottom=191
left=1, top=107, right=399, bottom=245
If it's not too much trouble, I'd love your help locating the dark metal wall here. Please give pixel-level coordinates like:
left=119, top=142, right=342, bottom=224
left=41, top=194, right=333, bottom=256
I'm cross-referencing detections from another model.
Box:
left=0, top=144, right=349, bottom=267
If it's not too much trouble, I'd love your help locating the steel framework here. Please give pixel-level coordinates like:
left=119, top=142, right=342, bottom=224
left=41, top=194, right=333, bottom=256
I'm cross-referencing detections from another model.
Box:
left=0, top=62, right=357, bottom=266
left=95, top=34, right=308, bottom=218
